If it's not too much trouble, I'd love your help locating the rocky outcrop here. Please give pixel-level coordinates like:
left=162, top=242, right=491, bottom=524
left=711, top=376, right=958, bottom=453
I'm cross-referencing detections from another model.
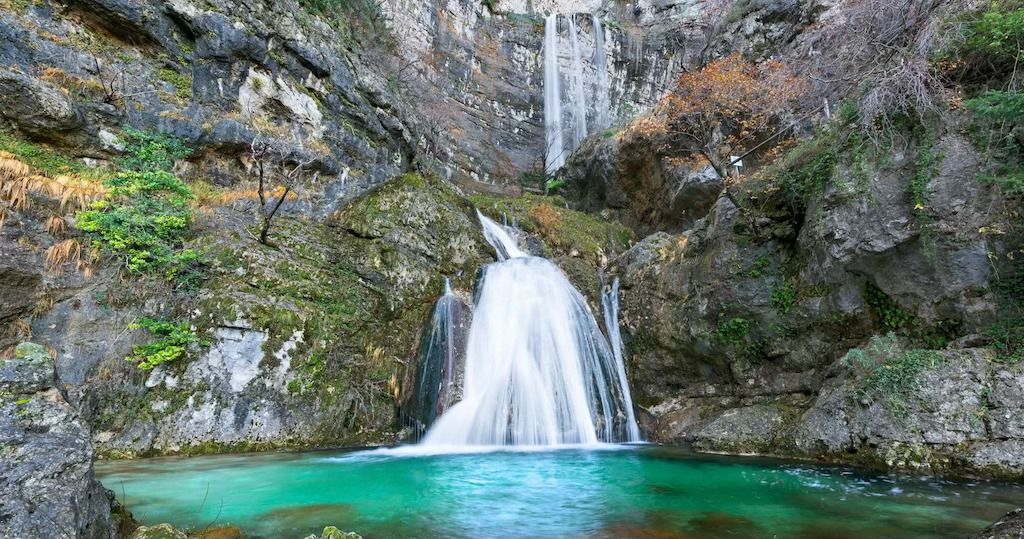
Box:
left=971, top=509, right=1024, bottom=539
left=0, top=343, right=121, bottom=539
left=597, top=106, right=1020, bottom=478
left=1, top=0, right=410, bottom=205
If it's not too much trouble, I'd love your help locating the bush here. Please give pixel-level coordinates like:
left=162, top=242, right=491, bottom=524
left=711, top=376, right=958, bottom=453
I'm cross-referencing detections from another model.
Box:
left=965, top=90, right=1024, bottom=195
left=116, top=128, right=192, bottom=172
left=76, top=130, right=197, bottom=276
left=126, top=317, right=201, bottom=370
left=77, top=171, right=194, bottom=273
left=948, top=2, right=1024, bottom=84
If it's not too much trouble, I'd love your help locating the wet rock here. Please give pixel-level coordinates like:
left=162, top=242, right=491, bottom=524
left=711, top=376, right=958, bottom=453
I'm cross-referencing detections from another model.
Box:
left=970, top=508, right=1024, bottom=539
left=0, top=342, right=118, bottom=539
left=130, top=524, right=187, bottom=539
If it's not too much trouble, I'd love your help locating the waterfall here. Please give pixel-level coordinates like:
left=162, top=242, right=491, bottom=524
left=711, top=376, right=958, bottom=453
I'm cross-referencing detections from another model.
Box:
left=543, top=14, right=566, bottom=174
left=593, top=17, right=610, bottom=131
left=543, top=13, right=612, bottom=173
left=408, top=278, right=467, bottom=438
left=600, top=274, right=640, bottom=441
left=421, top=213, right=640, bottom=446
left=568, top=16, right=588, bottom=148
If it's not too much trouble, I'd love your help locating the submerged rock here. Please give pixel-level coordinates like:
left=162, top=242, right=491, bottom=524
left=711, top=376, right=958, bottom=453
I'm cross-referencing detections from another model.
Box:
left=130, top=524, right=187, bottom=539
left=971, top=509, right=1024, bottom=539
left=303, top=527, right=361, bottom=539
left=0, top=343, right=119, bottom=539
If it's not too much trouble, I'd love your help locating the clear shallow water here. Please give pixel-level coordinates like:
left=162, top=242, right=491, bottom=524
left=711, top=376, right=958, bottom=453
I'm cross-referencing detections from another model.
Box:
left=96, top=445, right=1023, bottom=539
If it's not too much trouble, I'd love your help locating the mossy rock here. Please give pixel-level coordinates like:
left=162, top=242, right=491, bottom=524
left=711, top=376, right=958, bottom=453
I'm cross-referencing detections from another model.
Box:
left=468, top=192, right=633, bottom=261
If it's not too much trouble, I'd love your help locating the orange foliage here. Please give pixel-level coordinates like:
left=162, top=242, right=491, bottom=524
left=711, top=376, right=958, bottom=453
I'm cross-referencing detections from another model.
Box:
left=528, top=203, right=561, bottom=238
left=629, top=54, right=808, bottom=177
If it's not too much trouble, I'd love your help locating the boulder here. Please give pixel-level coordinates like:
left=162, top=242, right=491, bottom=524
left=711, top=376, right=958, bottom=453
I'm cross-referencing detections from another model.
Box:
left=0, top=71, right=83, bottom=137
left=0, top=343, right=119, bottom=539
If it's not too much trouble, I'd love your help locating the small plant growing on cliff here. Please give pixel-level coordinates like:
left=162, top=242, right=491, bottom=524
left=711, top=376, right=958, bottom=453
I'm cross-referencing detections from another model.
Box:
left=126, top=317, right=201, bottom=370
left=248, top=136, right=315, bottom=245
left=846, top=333, right=944, bottom=418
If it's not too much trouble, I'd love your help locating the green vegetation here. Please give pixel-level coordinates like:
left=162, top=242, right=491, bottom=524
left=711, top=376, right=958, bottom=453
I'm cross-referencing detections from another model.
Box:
left=117, top=128, right=192, bottom=172
left=713, top=317, right=751, bottom=347
left=748, top=255, right=771, bottom=278
left=863, top=283, right=959, bottom=349
left=769, top=128, right=838, bottom=210
left=771, top=281, right=797, bottom=315
left=845, top=333, right=944, bottom=418
left=965, top=90, right=1024, bottom=195
left=468, top=193, right=632, bottom=257
left=947, top=2, right=1024, bottom=84
left=126, top=317, right=202, bottom=370
left=156, top=68, right=192, bottom=101
left=76, top=130, right=197, bottom=276
left=0, top=131, right=104, bottom=179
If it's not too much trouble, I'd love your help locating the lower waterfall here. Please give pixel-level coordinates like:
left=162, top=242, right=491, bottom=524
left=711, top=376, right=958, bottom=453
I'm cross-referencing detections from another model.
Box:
left=421, top=213, right=640, bottom=446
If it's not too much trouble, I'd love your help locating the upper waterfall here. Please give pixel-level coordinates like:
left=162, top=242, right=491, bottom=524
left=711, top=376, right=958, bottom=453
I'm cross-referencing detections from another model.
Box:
left=543, top=13, right=566, bottom=173
left=543, top=13, right=611, bottom=174
left=421, top=212, right=640, bottom=446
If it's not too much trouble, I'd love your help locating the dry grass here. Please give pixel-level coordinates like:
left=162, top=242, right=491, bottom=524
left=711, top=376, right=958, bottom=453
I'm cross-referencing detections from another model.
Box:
left=0, top=151, right=105, bottom=215
left=528, top=203, right=562, bottom=238
left=45, top=214, right=67, bottom=235
left=45, top=238, right=95, bottom=276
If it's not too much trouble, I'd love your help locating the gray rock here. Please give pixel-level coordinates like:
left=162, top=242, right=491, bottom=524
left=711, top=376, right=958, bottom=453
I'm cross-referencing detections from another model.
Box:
left=0, top=343, right=52, bottom=394
left=0, top=70, right=82, bottom=137
left=0, top=343, right=118, bottom=539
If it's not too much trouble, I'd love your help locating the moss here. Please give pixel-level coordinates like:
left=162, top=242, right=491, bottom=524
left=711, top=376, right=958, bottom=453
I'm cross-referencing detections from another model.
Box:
left=468, top=192, right=633, bottom=258
left=0, top=131, right=105, bottom=179
left=157, top=68, right=193, bottom=100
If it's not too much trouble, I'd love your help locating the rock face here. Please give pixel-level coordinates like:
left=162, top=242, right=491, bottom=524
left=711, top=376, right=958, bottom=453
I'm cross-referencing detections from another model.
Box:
left=588, top=105, right=1020, bottom=477
left=0, top=343, right=119, bottom=539
left=34, top=174, right=496, bottom=456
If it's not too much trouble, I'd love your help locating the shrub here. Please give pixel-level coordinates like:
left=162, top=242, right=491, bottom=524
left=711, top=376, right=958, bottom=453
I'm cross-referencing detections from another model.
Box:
left=116, top=128, right=192, bottom=172
left=965, top=90, right=1024, bottom=195
left=126, top=317, right=200, bottom=370
left=77, top=171, right=194, bottom=273
left=845, top=333, right=944, bottom=418
left=76, top=130, right=197, bottom=276
left=947, top=2, right=1024, bottom=84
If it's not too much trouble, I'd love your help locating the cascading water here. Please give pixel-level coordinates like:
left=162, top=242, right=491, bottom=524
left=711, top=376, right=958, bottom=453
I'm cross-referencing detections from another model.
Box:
left=600, top=274, right=641, bottom=441
left=593, top=17, right=611, bottom=131
left=421, top=213, right=640, bottom=446
left=568, top=16, right=588, bottom=148
left=543, top=13, right=566, bottom=174
left=408, top=278, right=467, bottom=438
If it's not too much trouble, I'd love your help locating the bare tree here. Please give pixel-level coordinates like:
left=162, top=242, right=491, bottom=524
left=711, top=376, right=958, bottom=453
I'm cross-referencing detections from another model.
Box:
left=808, top=0, right=968, bottom=136
left=249, top=136, right=317, bottom=245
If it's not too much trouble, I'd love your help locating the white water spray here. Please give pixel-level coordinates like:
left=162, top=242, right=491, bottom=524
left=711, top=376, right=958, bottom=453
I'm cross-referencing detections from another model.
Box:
left=568, top=16, right=588, bottom=148
left=543, top=13, right=566, bottom=174
left=422, top=213, right=640, bottom=446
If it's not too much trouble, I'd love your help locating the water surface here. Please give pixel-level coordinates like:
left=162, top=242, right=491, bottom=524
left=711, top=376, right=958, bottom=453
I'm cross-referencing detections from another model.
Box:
left=97, top=445, right=1022, bottom=539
